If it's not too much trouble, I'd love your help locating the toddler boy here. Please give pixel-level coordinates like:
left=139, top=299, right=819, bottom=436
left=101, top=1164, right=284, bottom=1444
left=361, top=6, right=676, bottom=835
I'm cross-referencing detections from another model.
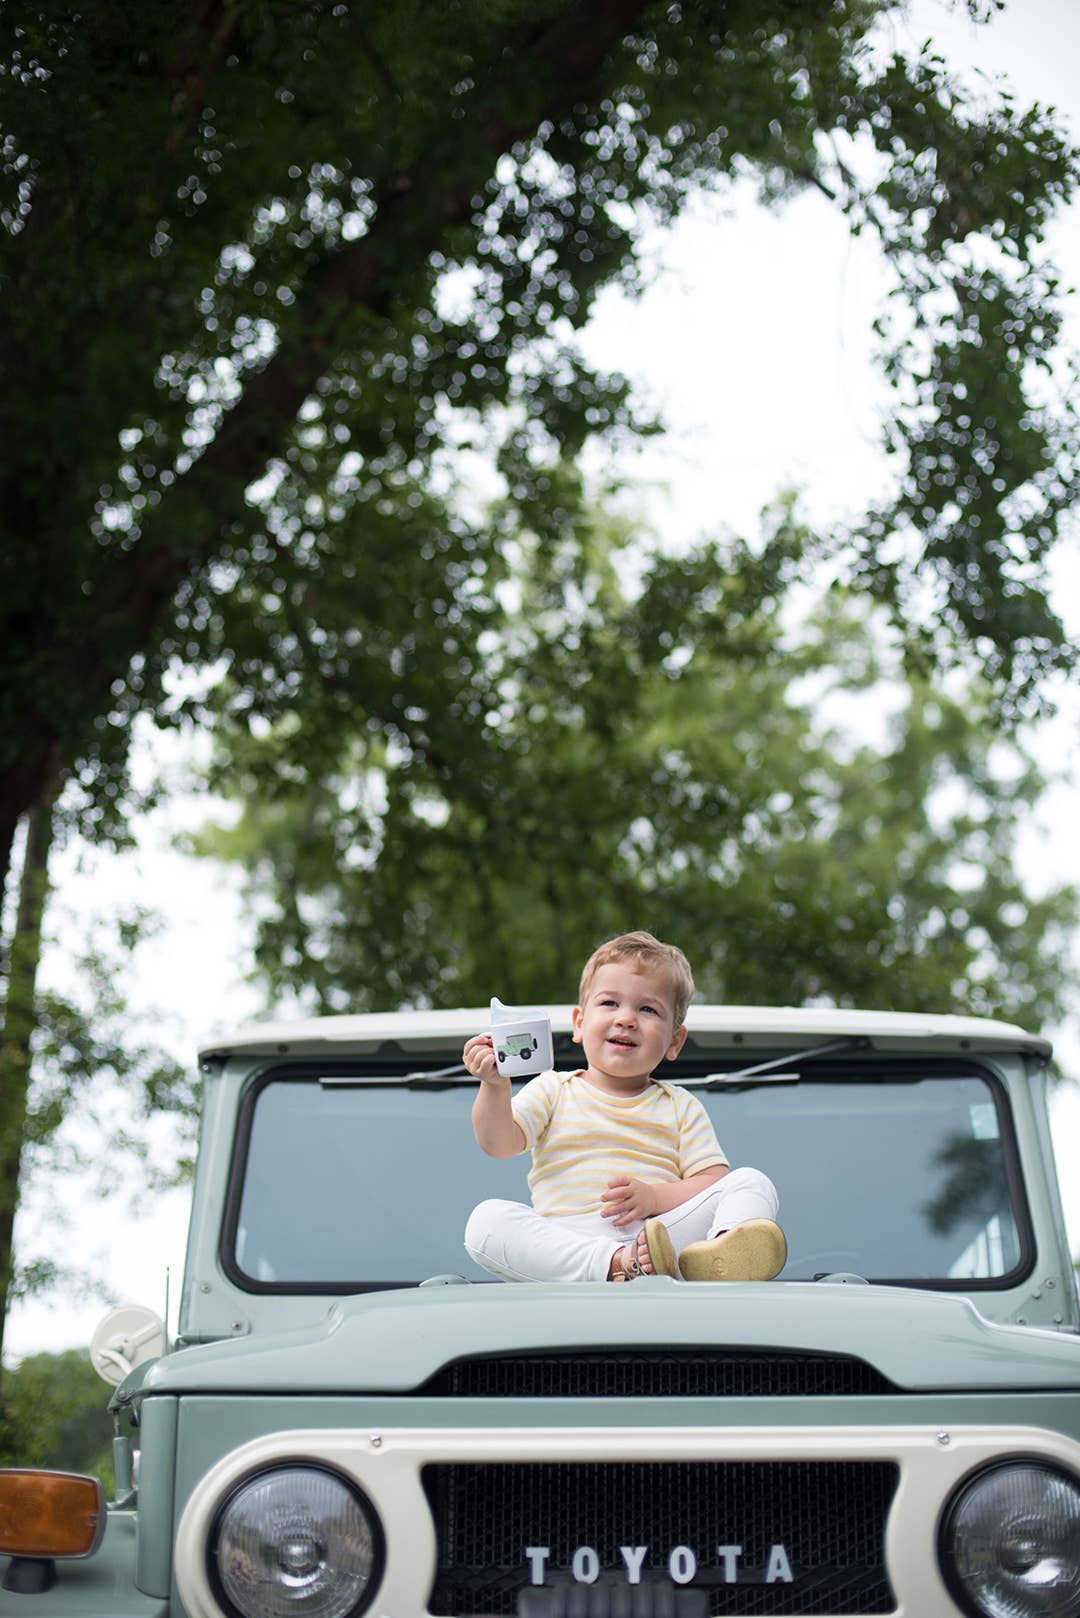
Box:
left=463, top=931, right=785, bottom=1284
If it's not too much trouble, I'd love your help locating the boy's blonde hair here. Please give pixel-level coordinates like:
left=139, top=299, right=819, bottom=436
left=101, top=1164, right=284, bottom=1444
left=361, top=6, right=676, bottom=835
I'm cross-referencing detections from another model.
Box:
left=577, top=931, right=695, bottom=1027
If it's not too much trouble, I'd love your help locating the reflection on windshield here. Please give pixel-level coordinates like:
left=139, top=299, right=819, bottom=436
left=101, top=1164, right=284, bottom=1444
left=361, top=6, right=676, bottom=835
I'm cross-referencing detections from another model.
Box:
left=229, top=1071, right=1023, bottom=1287
left=925, top=1133, right=1010, bottom=1234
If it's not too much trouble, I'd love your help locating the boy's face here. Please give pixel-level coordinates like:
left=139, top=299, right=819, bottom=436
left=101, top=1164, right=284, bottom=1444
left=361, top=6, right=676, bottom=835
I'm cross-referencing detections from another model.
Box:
left=571, top=962, right=687, bottom=1091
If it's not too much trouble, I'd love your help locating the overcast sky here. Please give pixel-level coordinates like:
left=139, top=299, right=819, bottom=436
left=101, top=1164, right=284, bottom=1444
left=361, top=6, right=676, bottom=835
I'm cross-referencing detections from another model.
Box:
left=6, top=0, right=1080, bottom=1364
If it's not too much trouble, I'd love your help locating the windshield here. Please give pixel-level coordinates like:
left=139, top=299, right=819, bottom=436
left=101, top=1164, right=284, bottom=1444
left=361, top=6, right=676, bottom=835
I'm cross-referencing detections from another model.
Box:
left=224, top=1066, right=1027, bottom=1290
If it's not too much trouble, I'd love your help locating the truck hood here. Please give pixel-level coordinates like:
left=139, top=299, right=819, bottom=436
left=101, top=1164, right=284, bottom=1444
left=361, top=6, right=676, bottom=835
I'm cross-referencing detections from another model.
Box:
left=140, top=1279, right=1080, bottom=1397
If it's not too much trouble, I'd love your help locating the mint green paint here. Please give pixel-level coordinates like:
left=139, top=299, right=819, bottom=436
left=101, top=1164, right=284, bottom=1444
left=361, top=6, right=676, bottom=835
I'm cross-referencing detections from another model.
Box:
left=169, top=1390, right=1080, bottom=1493
left=12, top=1010, right=1077, bottom=1618
left=143, top=1281, right=1080, bottom=1402
left=177, top=1043, right=1079, bottom=1345
left=134, top=1397, right=178, bottom=1600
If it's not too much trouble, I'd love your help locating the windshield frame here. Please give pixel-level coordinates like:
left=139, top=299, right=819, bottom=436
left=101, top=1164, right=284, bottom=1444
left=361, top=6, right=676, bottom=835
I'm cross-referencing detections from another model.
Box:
left=217, top=1054, right=1035, bottom=1296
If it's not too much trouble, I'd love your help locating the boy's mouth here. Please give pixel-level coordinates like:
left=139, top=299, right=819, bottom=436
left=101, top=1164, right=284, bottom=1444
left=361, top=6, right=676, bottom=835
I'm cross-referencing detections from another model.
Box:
left=607, top=1035, right=637, bottom=1049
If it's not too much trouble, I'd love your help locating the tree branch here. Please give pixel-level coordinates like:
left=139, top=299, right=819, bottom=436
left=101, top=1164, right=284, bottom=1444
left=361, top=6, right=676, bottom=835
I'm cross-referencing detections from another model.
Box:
left=83, top=0, right=656, bottom=670
left=0, top=0, right=681, bottom=892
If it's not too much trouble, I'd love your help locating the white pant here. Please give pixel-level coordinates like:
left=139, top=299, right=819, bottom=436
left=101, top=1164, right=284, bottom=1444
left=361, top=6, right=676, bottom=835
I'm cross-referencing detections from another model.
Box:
left=464, top=1167, right=779, bottom=1283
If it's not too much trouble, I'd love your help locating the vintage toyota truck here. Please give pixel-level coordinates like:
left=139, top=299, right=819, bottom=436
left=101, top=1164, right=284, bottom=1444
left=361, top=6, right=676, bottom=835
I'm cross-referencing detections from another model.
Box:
left=2, top=1005, right=1079, bottom=1618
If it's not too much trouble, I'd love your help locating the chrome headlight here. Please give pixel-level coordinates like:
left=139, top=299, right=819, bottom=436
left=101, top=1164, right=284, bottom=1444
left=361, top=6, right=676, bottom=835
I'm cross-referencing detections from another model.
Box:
left=941, top=1461, right=1080, bottom=1618
left=211, top=1466, right=383, bottom=1618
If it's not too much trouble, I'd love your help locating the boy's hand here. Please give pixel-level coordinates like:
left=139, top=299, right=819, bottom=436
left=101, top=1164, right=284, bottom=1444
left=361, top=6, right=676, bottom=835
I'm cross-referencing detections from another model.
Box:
left=463, top=1034, right=505, bottom=1086
left=600, top=1176, right=658, bottom=1226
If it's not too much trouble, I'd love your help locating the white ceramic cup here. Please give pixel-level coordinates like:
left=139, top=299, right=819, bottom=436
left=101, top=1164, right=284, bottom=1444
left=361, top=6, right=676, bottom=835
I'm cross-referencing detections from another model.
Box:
left=489, top=1000, right=553, bottom=1079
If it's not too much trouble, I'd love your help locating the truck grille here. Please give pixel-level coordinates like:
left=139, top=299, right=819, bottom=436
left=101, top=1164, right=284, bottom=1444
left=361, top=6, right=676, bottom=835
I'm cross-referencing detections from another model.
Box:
left=423, top=1459, right=898, bottom=1615
left=419, top=1352, right=897, bottom=1399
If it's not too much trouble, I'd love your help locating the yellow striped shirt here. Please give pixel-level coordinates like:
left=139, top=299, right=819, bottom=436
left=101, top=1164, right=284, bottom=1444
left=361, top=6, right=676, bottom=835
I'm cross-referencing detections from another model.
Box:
left=512, top=1069, right=728, bottom=1217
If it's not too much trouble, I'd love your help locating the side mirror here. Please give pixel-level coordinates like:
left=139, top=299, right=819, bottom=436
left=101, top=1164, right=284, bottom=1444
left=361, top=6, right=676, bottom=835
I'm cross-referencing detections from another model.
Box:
left=89, top=1305, right=165, bottom=1385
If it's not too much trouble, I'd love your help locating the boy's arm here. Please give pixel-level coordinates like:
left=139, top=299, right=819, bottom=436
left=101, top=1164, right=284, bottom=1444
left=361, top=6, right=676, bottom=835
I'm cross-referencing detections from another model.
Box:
left=600, top=1164, right=728, bottom=1225
left=465, top=1033, right=528, bottom=1158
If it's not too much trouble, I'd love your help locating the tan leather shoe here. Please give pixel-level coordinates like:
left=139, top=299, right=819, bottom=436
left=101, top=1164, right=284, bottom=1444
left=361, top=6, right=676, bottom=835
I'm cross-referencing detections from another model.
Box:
left=643, top=1218, right=679, bottom=1277
left=678, top=1219, right=787, bottom=1282
left=613, top=1219, right=679, bottom=1280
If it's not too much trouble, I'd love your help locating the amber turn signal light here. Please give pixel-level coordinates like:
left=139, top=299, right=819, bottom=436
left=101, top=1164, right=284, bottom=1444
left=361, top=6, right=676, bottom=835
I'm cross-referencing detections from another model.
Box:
left=0, top=1470, right=106, bottom=1560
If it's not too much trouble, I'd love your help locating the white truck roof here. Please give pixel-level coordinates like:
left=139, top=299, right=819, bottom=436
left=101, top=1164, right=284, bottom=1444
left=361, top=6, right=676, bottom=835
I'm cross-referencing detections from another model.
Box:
left=198, top=1004, right=1051, bottom=1060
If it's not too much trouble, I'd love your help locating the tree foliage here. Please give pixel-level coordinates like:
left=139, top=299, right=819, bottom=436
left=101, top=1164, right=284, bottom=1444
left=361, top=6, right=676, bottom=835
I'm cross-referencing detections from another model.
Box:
left=1, top=0, right=1078, bottom=901
left=195, top=494, right=1076, bottom=1026
left=3, top=0, right=1079, bottom=1358
left=0, top=897, right=193, bottom=1366
left=0, top=1349, right=114, bottom=1489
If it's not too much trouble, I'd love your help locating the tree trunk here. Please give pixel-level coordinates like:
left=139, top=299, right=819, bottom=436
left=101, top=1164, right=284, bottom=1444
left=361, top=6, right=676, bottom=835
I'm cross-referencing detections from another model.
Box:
left=0, top=766, right=63, bottom=1376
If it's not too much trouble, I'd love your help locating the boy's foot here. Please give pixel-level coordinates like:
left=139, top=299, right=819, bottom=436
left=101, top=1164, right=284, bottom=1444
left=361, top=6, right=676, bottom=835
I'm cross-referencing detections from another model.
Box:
left=609, top=1219, right=679, bottom=1280
left=678, top=1219, right=787, bottom=1282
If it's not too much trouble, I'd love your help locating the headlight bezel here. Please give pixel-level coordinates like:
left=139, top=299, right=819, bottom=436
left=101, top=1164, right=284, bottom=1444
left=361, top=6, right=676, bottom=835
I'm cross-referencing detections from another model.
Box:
left=938, top=1455, right=1080, bottom=1618
left=207, top=1461, right=385, bottom=1618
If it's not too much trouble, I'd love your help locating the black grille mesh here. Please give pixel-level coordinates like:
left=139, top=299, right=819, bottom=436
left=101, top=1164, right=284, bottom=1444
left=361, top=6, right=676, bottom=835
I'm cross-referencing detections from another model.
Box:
left=418, top=1351, right=896, bottom=1399
left=423, top=1460, right=898, bottom=1616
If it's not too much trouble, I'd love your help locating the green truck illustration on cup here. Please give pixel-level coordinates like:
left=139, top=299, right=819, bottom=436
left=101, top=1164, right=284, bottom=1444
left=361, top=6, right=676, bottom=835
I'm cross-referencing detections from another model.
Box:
left=490, top=997, right=554, bottom=1078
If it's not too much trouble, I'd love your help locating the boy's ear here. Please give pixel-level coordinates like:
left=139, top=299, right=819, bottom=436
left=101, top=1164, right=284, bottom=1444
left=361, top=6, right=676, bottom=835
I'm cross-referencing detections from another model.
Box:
left=665, top=1024, right=688, bottom=1061
left=571, top=1004, right=584, bottom=1043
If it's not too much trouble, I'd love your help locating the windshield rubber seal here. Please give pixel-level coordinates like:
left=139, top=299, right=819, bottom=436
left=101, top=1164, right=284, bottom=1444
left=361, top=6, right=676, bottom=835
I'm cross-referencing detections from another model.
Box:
left=217, top=1055, right=1036, bottom=1296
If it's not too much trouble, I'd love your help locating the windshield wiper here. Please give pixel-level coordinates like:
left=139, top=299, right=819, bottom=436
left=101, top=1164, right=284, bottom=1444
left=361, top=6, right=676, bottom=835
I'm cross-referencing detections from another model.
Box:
left=403, top=1062, right=470, bottom=1084
left=320, top=1036, right=867, bottom=1090
left=319, top=1063, right=471, bottom=1088
left=687, top=1036, right=867, bottom=1088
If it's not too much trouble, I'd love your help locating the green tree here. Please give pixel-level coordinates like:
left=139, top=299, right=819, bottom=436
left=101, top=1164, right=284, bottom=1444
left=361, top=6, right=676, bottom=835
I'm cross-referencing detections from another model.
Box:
left=3, top=0, right=1078, bottom=1366
left=195, top=495, right=1076, bottom=1026
left=0, top=1349, right=115, bottom=1490
left=2, top=0, right=1077, bottom=898
left=0, top=892, right=192, bottom=1369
